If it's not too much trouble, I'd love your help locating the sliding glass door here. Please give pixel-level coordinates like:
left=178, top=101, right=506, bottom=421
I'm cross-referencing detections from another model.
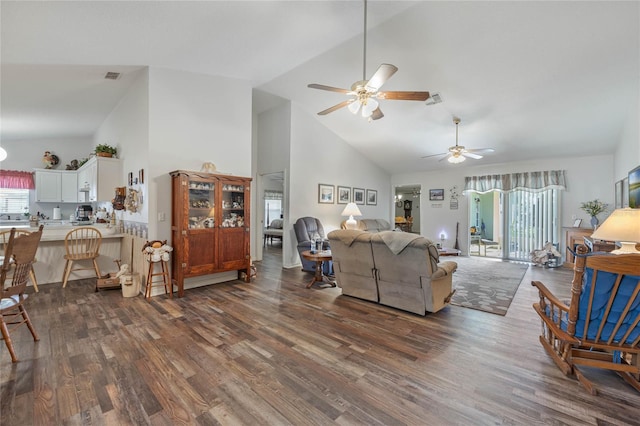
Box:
left=506, top=189, right=560, bottom=261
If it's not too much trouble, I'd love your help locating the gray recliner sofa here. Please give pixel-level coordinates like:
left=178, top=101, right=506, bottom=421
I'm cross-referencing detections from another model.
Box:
left=328, top=229, right=457, bottom=315
left=294, top=216, right=331, bottom=273
left=340, top=218, right=392, bottom=233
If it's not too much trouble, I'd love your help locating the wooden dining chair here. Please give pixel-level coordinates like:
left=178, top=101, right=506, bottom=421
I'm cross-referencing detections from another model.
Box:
left=0, top=229, right=40, bottom=292
left=1, top=226, right=43, bottom=362
left=62, top=227, right=102, bottom=290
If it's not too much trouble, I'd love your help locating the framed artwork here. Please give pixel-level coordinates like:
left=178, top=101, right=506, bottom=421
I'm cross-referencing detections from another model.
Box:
left=573, top=218, right=582, bottom=227
left=337, top=186, right=351, bottom=204
left=623, top=177, right=629, bottom=208
left=629, top=165, right=640, bottom=208
left=366, top=189, right=377, bottom=205
left=615, top=179, right=623, bottom=208
left=353, top=188, right=365, bottom=205
left=318, top=184, right=334, bottom=204
left=429, top=188, right=444, bottom=201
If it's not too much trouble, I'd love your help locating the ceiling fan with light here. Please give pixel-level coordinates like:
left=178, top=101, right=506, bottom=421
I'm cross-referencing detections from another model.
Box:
left=307, top=0, right=430, bottom=121
left=422, top=117, right=495, bottom=163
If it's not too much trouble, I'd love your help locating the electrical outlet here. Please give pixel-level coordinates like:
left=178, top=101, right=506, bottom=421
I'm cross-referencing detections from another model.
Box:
left=158, top=212, right=166, bottom=222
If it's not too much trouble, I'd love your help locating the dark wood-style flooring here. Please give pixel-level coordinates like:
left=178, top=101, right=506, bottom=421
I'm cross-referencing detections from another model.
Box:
left=2, top=245, right=640, bottom=425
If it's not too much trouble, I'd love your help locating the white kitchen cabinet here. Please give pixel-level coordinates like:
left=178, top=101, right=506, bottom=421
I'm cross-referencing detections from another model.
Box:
left=35, top=170, right=81, bottom=203
left=76, top=156, right=121, bottom=202
left=35, top=170, right=61, bottom=202
left=60, top=171, right=80, bottom=203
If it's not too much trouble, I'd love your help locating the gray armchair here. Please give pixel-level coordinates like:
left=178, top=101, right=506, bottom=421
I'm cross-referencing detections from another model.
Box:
left=294, top=217, right=331, bottom=273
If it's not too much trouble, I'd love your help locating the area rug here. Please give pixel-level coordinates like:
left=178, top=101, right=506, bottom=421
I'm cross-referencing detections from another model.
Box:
left=449, top=257, right=529, bottom=315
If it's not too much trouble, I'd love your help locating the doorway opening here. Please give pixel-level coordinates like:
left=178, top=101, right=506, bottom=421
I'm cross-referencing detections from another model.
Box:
left=468, top=192, right=502, bottom=258
left=258, top=172, right=284, bottom=266
left=394, top=185, right=421, bottom=234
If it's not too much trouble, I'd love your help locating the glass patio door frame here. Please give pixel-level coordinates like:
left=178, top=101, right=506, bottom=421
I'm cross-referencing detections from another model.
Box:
left=504, top=188, right=561, bottom=261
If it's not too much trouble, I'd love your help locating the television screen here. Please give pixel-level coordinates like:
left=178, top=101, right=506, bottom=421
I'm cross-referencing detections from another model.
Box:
left=629, top=165, right=640, bottom=208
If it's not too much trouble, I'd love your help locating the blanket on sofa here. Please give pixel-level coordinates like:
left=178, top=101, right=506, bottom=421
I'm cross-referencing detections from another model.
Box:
left=329, top=229, right=365, bottom=246
left=378, top=231, right=423, bottom=255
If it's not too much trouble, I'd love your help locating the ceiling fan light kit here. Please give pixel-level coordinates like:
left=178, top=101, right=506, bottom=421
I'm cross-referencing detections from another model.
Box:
left=421, top=116, right=495, bottom=164
left=308, top=0, right=429, bottom=121
left=448, top=153, right=465, bottom=164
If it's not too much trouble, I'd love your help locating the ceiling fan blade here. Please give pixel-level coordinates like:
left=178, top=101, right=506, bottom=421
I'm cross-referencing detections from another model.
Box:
left=370, top=107, right=384, bottom=121
left=366, top=63, right=398, bottom=91
left=421, top=152, right=448, bottom=159
left=317, top=99, right=354, bottom=115
left=462, top=151, right=483, bottom=160
left=377, top=91, right=431, bottom=101
left=307, top=83, right=350, bottom=94
left=466, top=148, right=495, bottom=155
left=439, top=153, right=453, bottom=162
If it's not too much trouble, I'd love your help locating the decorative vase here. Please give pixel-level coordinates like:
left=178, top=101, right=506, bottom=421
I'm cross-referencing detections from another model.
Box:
left=590, top=215, right=599, bottom=230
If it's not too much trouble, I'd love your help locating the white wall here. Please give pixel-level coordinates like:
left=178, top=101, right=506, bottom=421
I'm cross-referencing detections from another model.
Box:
left=94, top=68, right=149, bottom=227
left=392, top=154, right=614, bottom=255
left=287, top=104, right=391, bottom=268
left=614, top=81, right=640, bottom=180
left=147, top=67, right=252, bottom=242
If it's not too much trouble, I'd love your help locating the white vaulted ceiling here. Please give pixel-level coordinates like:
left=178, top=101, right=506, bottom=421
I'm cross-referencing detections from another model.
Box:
left=2, top=1, right=638, bottom=174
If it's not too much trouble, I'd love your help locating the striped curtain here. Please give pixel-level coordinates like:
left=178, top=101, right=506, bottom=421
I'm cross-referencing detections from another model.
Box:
left=464, top=170, right=566, bottom=193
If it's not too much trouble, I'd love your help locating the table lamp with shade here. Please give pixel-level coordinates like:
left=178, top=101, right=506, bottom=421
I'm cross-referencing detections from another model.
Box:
left=341, top=202, right=362, bottom=230
left=590, top=208, right=640, bottom=254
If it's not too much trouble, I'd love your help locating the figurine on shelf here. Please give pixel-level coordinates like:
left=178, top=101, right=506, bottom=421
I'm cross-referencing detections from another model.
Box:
left=42, top=151, right=60, bottom=169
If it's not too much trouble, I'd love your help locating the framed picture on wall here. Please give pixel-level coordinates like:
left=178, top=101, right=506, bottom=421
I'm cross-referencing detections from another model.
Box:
left=318, top=184, right=334, bottom=204
left=629, top=165, right=640, bottom=208
left=353, top=188, right=365, bottom=205
left=337, top=186, right=351, bottom=204
left=615, top=179, right=623, bottom=208
left=366, top=189, right=377, bottom=205
left=623, top=177, right=629, bottom=207
left=429, top=188, right=444, bottom=201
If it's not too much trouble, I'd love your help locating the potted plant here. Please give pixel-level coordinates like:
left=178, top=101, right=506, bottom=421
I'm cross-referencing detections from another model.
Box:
left=580, top=199, right=608, bottom=229
left=95, top=144, right=117, bottom=158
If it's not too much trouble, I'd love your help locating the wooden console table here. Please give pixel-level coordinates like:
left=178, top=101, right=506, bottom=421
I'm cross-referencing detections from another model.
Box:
left=583, top=236, right=616, bottom=253
left=563, top=227, right=592, bottom=267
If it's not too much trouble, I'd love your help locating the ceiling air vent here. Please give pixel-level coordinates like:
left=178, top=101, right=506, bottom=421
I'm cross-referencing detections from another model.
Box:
left=104, top=72, right=121, bottom=80
left=425, top=92, right=443, bottom=106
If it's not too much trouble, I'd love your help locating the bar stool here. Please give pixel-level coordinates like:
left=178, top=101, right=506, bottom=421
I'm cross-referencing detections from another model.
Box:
left=142, top=240, right=173, bottom=300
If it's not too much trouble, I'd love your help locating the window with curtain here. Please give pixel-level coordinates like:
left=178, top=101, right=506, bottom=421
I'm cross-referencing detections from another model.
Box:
left=465, top=170, right=565, bottom=261
left=0, top=171, right=34, bottom=216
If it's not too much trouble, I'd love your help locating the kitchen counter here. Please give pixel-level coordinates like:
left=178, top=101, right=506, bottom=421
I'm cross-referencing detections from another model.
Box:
left=1, top=222, right=125, bottom=286
left=0, top=221, right=122, bottom=239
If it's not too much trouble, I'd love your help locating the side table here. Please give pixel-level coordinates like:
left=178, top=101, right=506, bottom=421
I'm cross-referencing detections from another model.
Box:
left=300, top=250, right=336, bottom=288
left=439, top=248, right=461, bottom=256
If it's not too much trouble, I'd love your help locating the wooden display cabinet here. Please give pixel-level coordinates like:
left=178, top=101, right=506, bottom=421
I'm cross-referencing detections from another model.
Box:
left=170, top=170, right=252, bottom=297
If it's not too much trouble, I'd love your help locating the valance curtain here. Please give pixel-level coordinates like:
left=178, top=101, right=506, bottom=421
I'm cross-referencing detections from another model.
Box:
left=264, top=190, right=283, bottom=200
left=464, top=170, right=566, bottom=194
left=0, top=170, right=35, bottom=189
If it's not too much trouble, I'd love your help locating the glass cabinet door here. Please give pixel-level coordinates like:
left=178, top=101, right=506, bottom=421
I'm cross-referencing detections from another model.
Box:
left=188, top=179, right=215, bottom=229
left=221, top=183, right=246, bottom=228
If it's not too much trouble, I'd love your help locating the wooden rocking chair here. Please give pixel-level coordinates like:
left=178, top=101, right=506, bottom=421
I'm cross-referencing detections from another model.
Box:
left=532, top=244, right=640, bottom=395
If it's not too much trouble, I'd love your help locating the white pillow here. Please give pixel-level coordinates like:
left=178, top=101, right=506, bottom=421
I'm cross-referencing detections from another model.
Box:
left=269, top=219, right=283, bottom=229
